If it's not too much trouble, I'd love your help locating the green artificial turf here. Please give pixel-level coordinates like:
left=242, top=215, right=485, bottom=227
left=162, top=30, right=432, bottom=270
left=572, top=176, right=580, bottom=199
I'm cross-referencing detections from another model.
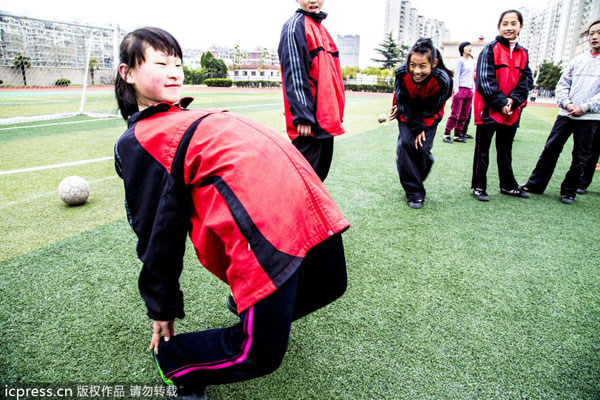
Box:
left=0, top=89, right=598, bottom=399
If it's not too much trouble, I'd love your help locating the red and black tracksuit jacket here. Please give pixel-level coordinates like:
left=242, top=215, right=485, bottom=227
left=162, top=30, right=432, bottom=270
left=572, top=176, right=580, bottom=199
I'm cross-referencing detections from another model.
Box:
left=114, top=99, right=349, bottom=319
left=393, top=65, right=452, bottom=136
left=278, top=9, right=345, bottom=141
left=474, top=35, right=533, bottom=127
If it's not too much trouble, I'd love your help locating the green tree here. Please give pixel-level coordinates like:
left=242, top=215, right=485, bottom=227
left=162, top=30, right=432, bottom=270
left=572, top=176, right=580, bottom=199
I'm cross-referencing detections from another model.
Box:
left=372, top=33, right=408, bottom=70
left=88, top=57, right=99, bottom=85
left=182, top=65, right=206, bottom=85
left=536, top=61, right=562, bottom=91
left=13, top=54, right=31, bottom=86
left=341, top=66, right=359, bottom=79
left=201, top=51, right=228, bottom=79
left=232, top=44, right=246, bottom=71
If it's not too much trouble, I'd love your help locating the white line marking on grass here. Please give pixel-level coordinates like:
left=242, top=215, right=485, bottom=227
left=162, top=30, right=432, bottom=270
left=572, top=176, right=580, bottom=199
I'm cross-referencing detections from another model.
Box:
left=227, top=102, right=282, bottom=109
left=0, top=100, right=70, bottom=105
left=0, top=117, right=119, bottom=131
left=0, top=157, right=113, bottom=175
left=0, top=175, right=118, bottom=210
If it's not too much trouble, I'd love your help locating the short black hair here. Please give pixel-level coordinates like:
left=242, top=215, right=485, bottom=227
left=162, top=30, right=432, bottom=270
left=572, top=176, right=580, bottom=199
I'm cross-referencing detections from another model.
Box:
left=498, top=10, right=524, bottom=28
left=115, top=27, right=183, bottom=120
left=588, top=19, right=600, bottom=34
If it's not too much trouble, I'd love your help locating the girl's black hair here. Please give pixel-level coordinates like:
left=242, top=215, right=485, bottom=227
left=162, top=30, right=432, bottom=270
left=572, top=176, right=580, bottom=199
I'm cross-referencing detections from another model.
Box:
left=589, top=19, right=600, bottom=34
left=115, top=27, right=183, bottom=120
left=498, top=10, right=524, bottom=28
left=406, top=38, right=453, bottom=79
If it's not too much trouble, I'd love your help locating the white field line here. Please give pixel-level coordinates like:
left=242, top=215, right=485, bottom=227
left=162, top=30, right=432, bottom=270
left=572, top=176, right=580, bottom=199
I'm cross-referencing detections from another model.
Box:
left=0, top=117, right=118, bottom=131
left=0, top=156, right=113, bottom=176
left=227, top=102, right=282, bottom=109
left=0, top=175, right=118, bottom=210
left=0, top=100, right=71, bottom=105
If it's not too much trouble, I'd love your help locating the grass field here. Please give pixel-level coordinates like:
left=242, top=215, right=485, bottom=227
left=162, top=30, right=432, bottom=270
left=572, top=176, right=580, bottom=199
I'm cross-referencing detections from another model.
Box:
left=0, top=88, right=598, bottom=400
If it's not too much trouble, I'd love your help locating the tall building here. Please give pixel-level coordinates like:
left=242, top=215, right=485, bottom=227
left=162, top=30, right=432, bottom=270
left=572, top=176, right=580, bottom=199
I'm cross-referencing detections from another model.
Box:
left=519, top=0, right=599, bottom=70
left=337, top=34, right=360, bottom=67
left=0, top=12, right=124, bottom=69
left=383, top=0, right=451, bottom=48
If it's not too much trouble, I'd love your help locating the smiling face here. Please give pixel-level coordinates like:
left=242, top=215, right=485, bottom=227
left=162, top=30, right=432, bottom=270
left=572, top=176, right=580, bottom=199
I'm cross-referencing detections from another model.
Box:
left=463, top=45, right=472, bottom=57
left=120, top=45, right=183, bottom=110
left=589, top=22, right=600, bottom=52
left=296, top=0, right=324, bottom=13
left=498, top=12, right=522, bottom=41
left=408, top=52, right=437, bottom=83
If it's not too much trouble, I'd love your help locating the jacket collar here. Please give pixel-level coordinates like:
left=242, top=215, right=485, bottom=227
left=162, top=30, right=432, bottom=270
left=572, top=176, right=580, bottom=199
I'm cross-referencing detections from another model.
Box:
left=495, top=35, right=520, bottom=50
left=127, top=97, right=194, bottom=127
left=296, top=8, right=328, bottom=23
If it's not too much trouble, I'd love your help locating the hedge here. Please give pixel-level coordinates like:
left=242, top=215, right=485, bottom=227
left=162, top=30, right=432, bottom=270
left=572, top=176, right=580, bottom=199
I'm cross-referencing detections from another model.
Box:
left=55, top=78, right=71, bottom=87
left=344, top=83, right=394, bottom=93
left=204, top=78, right=233, bottom=87
left=234, top=80, right=281, bottom=88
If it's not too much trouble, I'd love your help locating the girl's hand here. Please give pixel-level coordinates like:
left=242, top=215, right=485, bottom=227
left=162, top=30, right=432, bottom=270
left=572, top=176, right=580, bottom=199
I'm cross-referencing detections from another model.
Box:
left=150, top=319, right=175, bottom=355
left=389, top=105, right=398, bottom=121
left=414, top=131, right=426, bottom=149
left=567, top=104, right=584, bottom=117
left=297, top=124, right=312, bottom=137
left=502, top=98, right=514, bottom=115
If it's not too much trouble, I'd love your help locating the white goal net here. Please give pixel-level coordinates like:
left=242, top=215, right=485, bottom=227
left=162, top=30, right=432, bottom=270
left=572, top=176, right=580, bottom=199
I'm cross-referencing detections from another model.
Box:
left=0, top=13, right=126, bottom=124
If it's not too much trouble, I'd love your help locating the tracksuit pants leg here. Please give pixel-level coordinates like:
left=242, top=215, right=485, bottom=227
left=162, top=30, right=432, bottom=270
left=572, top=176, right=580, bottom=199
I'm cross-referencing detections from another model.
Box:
left=579, top=121, right=600, bottom=191
left=471, top=123, right=518, bottom=191
left=292, top=136, right=334, bottom=182
left=524, top=116, right=572, bottom=193
left=454, top=90, right=473, bottom=136
left=495, top=124, right=519, bottom=190
left=560, top=120, right=599, bottom=197
left=155, top=233, right=347, bottom=391
left=396, top=121, right=437, bottom=202
left=444, top=91, right=464, bottom=135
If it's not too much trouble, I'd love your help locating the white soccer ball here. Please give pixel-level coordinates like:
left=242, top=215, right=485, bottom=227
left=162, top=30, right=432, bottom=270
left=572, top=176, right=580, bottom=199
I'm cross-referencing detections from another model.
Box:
left=377, top=114, right=388, bottom=123
left=58, top=176, right=90, bottom=206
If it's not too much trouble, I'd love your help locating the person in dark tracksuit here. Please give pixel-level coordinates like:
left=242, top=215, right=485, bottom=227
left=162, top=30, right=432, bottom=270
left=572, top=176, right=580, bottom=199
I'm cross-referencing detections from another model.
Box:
left=114, top=28, right=349, bottom=400
left=390, top=38, right=453, bottom=209
left=278, top=0, right=345, bottom=181
left=471, top=10, right=533, bottom=202
left=521, top=20, right=600, bottom=203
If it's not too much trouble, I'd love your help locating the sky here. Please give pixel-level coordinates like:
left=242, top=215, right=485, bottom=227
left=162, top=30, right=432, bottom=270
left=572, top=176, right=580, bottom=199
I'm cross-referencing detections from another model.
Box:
left=0, top=0, right=550, bottom=68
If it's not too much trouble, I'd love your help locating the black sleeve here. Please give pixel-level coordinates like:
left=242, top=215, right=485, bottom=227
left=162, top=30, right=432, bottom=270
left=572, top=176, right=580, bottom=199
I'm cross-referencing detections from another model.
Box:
left=476, top=43, right=508, bottom=111
left=278, top=15, right=315, bottom=127
left=114, top=132, right=189, bottom=321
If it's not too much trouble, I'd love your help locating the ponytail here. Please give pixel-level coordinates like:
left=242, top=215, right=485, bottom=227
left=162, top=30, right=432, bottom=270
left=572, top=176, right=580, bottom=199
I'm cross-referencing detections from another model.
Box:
left=407, top=38, right=453, bottom=79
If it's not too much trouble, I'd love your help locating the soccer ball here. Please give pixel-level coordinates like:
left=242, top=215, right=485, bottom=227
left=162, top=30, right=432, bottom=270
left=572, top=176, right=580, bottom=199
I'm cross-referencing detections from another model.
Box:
left=377, top=114, right=388, bottom=123
left=58, top=176, right=90, bottom=206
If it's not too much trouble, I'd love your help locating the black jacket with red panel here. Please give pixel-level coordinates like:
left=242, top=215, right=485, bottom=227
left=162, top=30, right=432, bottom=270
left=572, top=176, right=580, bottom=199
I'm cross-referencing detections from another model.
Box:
left=393, top=65, right=452, bottom=137
left=474, top=35, right=533, bottom=127
left=278, top=9, right=345, bottom=140
left=114, top=99, right=349, bottom=319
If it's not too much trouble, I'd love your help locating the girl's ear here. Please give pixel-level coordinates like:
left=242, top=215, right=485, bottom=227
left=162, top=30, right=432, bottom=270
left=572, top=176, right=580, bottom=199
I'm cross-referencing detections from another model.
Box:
left=433, top=58, right=439, bottom=68
left=118, top=63, right=134, bottom=84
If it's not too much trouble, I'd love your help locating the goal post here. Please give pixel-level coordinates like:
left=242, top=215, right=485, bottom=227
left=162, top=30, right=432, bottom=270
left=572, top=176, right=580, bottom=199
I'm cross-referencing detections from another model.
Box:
left=0, top=13, right=124, bottom=124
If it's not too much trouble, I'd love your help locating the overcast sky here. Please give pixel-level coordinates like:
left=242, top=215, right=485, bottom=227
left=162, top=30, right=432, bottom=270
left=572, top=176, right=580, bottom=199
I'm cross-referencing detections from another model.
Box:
left=0, top=0, right=549, bottom=68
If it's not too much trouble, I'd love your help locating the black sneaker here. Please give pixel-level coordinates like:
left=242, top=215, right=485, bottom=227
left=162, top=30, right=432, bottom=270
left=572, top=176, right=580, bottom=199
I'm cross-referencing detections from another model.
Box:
left=453, top=136, right=466, bottom=143
left=472, top=189, right=489, bottom=201
left=442, top=135, right=452, bottom=143
left=576, top=188, right=586, bottom=195
left=227, top=295, right=238, bottom=315
left=560, top=195, right=574, bottom=204
left=170, top=388, right=207, bottom=400
left=500, top=187, right=529, bottom=198
left=463, top=134, right=474, bottom=139
left=519, top=185, right=542, bottom=195
left=407, top=199, right=423, bottom=209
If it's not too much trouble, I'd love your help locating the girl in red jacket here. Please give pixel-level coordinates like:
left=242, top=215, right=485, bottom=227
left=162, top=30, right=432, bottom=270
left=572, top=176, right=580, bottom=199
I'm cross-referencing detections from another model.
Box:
left=471, top=10, right=533, bottom=201
left=114, top=27, right=349, bottom=399
left=390, top=38, right=453, bottom=208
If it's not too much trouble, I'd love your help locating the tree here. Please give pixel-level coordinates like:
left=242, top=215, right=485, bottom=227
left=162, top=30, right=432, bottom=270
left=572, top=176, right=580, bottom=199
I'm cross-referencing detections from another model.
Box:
left=182, top=65, right=206, bottom=85
left=536, top=61, right=562, bottom=91
left=13, top=54, right=31, bottom=86
left=341, top=66, right=359, bottom=80
left=88, top=57, right=99, bottom=85
left=200, top=51, right=228, bottom=79
left=232, top=44, right=246, bottom=71
left=372, top=33, right=408, bottom=70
